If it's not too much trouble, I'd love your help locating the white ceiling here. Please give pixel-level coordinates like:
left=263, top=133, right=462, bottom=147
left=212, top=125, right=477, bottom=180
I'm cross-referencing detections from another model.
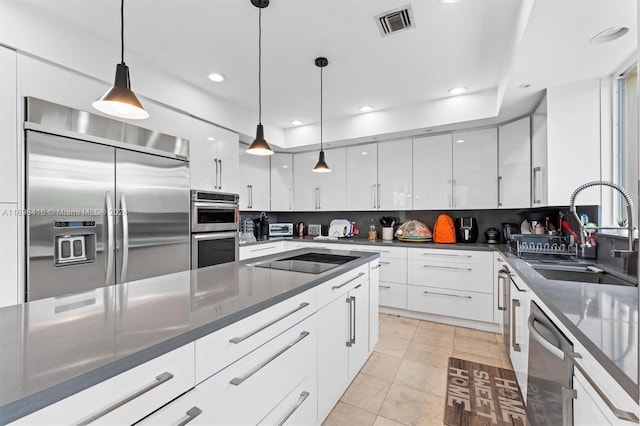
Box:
left=7, top=0, right=639, bottom=147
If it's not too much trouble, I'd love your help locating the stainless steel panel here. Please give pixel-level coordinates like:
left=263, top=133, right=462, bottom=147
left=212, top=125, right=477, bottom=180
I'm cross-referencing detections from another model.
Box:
left=26, top=97, right=189, bottom=159
left=115, top=149, right=190, bottom=283
left=26, top=131, right=115, bottom=301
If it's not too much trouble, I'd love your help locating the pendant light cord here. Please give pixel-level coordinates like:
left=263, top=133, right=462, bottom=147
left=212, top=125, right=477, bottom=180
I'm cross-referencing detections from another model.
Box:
left=258, top=8, right=262, bottom=124
left=320, top=66, right=323, bottom=151
left=120, top=0, right=125, bottom=65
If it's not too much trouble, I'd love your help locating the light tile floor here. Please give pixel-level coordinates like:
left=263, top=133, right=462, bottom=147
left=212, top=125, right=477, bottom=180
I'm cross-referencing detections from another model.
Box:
left=322, top=313, right=512, bottom=426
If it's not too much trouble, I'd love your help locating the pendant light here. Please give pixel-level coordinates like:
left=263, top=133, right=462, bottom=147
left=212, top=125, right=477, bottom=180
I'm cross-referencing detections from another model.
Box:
left=312, top=57, right=331, bottom=172
left=247, top=0, right=274, bottom=156
left=92, top=0, right=149, bottom=120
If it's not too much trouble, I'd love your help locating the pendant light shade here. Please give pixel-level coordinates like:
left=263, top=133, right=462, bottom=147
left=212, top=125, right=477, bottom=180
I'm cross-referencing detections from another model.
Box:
left=247, top=0, right=274, bottom=156
left=92, top=0, right=148, bottom=120
left=313, top=57, right=331, bottom=173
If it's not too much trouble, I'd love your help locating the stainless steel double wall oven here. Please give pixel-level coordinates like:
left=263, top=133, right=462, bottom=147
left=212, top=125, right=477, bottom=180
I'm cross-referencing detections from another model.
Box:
left=191, top=190, right=239, bottom=268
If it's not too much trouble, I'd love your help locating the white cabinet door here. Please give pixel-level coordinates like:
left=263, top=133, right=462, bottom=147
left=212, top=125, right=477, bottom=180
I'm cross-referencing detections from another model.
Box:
left=293, top=152, right=319, bottom=211
left=531, top=97, right=548, bottom=206
left=348, top=280, right=370, bottom=381
left=509, top=279, right=529, bottom=400
left=498, top=118, right=531, bottom=209
left=0, top=204, right=18, bottom=307
left=270, top=153, right=293, bottom=211
left=413, top=134, right=453, bottom=210
left=346, top=143, right=378, bottom=210
left=317, top=147, right=347, bottom=211
left=190, top=119, right=239, bottom=194
left=216, top=127, right=240, bottom=194
left=0, top=46, right=17, bottom=203
left=452, top=128, right=498, bottom=209
left=573, top=371, right=615, bottom=426
left=238, top=241, right=284, bottom=261
left=378, top=139, right=413, bottom=210
left=239, top=146, right=270, bottom=211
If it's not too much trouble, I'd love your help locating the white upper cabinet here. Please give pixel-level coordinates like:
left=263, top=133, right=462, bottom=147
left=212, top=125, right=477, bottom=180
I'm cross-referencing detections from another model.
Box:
left=293, top=148, right=346, bottom=211
left=413, top=134, right=453, bottom=210
left=270, top=152, right=293, bottom=211
left=377, top=139, right=413, bottom=210
left=189, top=118, right=239, bottom=194
left=0, top=46, right=17, bottom=203
left=498, top=117, right=531, bottom=209
left=239, top=145, right=270, bottom=211
left=346, top=143, right=378, bottom=211
left=452, top=128, right=498, bottom=209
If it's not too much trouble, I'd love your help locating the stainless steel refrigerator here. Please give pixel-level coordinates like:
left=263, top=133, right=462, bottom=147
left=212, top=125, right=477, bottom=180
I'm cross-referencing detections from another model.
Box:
left=25, top=98, right=190, bottom=301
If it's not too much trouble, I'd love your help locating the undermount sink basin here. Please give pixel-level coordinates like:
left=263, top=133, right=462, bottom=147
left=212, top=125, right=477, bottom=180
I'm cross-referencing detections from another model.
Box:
left=531, top=264, right=638, bottom=287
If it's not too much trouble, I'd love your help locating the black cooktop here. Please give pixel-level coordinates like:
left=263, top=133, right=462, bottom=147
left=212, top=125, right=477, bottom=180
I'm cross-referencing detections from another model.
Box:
left=254, top=253, right=358, bottom=274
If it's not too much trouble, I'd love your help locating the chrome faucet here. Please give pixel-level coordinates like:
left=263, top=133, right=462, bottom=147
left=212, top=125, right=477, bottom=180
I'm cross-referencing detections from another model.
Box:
left=569, top=181, right=637, bottom=271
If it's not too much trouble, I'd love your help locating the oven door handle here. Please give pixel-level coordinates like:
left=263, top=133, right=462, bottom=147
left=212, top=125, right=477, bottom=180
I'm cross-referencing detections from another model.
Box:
left=193, top=231, right=239, bottom=240
left=192, top=201, right=238, bottom=209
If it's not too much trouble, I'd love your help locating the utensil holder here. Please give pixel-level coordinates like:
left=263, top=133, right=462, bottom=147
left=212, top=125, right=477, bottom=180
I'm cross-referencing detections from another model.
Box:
left=382, top=227, right=393, bottom=241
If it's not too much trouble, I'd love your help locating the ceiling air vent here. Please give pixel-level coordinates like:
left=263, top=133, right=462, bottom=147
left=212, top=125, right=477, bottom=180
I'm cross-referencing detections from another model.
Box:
left=375, top=5, right=415, bottom=37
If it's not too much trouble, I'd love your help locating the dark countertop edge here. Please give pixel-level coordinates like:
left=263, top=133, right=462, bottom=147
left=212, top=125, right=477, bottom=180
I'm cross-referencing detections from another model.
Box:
left=0, top=250, right=379, bottom=424
left=498, top=249, right=639, bottom=402
left=242, top=236, right=498, bottom=251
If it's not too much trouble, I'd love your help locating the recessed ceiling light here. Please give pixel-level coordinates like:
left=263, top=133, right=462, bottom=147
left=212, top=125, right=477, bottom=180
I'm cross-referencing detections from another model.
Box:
left=282, top=165, right=288, bottom=168
left=448, top=87, right=467, bottom=95
left=207, top=137, right=215, bottom=141
left=290, top=120, right=303, bottom=125
left=362, top=151, right=368, bottom=155
left=208, top=72, right=226, bottom=82
left=359, top=105, right=374, bottom=112
left=519, top=83, right=532, bottom=89
left=456, top=139, right=465, bottom=144
left=590, top=27, right=629, bottom=44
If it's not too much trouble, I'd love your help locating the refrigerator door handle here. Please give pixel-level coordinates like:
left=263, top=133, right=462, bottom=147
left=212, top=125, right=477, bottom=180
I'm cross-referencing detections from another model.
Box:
left=120, top=193, right=130, bottom=283
left=105, top=191, right=115, bottom=285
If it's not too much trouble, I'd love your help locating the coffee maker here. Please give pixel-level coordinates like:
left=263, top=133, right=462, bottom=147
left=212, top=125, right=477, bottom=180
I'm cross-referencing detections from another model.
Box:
left=455, top=217, right=478, bottom=243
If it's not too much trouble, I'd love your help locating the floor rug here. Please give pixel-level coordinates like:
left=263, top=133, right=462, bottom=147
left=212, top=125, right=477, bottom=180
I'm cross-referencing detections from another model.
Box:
left=444, top=357, right=526, bottom=426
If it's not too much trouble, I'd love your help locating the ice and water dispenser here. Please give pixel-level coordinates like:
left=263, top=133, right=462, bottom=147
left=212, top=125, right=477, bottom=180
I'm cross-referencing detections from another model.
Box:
left=53, top=221, right=97, bottom=266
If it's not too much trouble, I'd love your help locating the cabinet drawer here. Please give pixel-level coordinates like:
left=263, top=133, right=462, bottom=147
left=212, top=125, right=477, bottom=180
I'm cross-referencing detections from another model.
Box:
left=317, top=264, right=369, bottom=308
left=342, top=244, right=408, bottom=260
left=408, top=248, right=492, bottom=265
left=196, top=317, right=317, bottom=426
left=379, top=282, right=407, bottom=309
left=137, top=388, right=202, bottom=425
left=13, top=344, right=195, bottom=426
left=378, top=257, right=407, bottom=284
left=239, top=242, right=283, bottom=260
left=408, top=259, right=493, bottom=293
left=196, top=287, right=317, bottom=382
left=407, top=285, right=494, bottom=322
left=259, top=374, right=317, bottom=426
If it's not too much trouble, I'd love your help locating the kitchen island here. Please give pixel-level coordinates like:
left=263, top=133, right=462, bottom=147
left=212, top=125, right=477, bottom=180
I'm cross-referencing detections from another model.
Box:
left=0, top=248, right=379, bottom=425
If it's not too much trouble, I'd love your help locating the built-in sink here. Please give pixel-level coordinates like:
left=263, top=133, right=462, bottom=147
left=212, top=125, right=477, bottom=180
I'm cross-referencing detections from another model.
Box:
left=531, top=264, right=638, bottom=287
left=254, top=252, right=358, bottom=274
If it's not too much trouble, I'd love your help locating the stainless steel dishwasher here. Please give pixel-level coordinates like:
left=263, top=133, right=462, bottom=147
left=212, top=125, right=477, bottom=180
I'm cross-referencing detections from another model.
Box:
left=526, top=301, right=575, bottom=426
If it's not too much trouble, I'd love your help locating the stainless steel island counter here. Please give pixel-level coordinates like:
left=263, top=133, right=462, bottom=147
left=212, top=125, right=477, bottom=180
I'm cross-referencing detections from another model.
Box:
left=0, top=248, right=379, bottom=424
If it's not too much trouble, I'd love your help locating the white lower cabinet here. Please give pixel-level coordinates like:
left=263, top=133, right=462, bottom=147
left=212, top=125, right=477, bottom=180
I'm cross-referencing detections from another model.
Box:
left=508, top=276, right=529, bottom=400
left=239, top=241, right=285, bottom=261
left=12, top=344, right=196, bottom=426
left=317, top=270, right=370, bottom=421
left=259, top=375, right=317, bottom=425
left=137, top=388, right=203, bottom=425
left=195, top=316, right=317, bottom=426
left=573, top=369, right=615, bottom=426
left=407, top=285, right=494, bottom=323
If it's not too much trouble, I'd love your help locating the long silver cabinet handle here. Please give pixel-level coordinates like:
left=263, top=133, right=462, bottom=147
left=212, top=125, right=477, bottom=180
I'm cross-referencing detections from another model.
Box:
left=229, top=331, right=309, bottom=386
left=497, top=272, right=507, bottom=311
left=278, top=391, right=310, bottom=426
left=423, top=290, right=472, bottom=299
left=214, top=159, right=219, bottom=189
left=177, top=407, right=203, bottom=426
left=421, top=252, right=471, bottom=258
left=448, top=179, right=452, bottom=208
left=289, top=188, right=293, bottom=210
left=346, top=297, right=353, bottom=347
left=355, top=249, right=391, bottom=253
left=218, top=159, right=222, bottom=189
left=379, top=261, right=391, bottom=265
left=371, top=264, right=382, bottom=270
left=511, top=299, right=521, bottom=352
left=229, top=302, right=310, bottom=344
left=331, top=272, right=365, bottom=290
left=77, top=372, right=174, bottom=425
left=422, top=265, right=472, bottom=271
left=105, top=191, right=115, bottom=285
left=571, top=356, right=640, bottom=423
left=527, top=312, right=565, bottom=360
left=250, top=245, right=277, bottom=252
left=533, top=166, right=541, bottom=204
left=498, top=176, right=503, bottom=207
left=350, top=296, right=356, bottom=345
left=380, top=285, right=391, bottom=289
left=120, top=193, right=129, bottom=283
left=452, top=179, right=457, bottom=208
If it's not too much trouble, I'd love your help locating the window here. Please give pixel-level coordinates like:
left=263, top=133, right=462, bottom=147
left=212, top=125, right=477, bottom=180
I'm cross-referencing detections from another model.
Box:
left=618, top=65, right=638, bottom=225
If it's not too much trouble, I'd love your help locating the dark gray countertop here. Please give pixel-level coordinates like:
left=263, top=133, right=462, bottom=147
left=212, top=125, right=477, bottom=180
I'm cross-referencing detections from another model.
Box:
left=250, top=238, right=639, bottom=399
left=0, top=248, right=378, bottom=424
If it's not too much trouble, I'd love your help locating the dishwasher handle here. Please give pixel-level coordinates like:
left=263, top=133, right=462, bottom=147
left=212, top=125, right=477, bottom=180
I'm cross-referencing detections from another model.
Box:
left=527, top=311, right=566, bottom=361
